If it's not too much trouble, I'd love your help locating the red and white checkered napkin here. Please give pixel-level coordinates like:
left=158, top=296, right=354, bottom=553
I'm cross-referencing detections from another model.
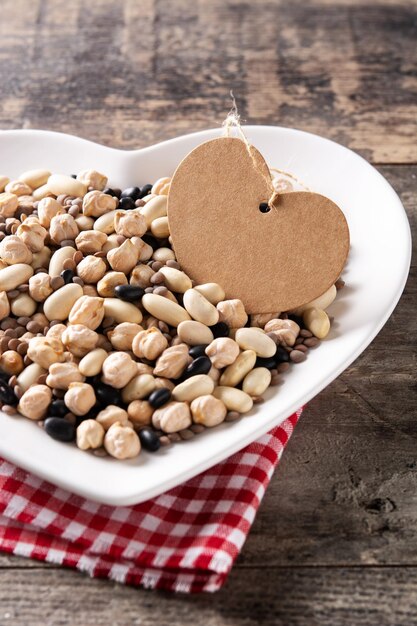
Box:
left=0, top=409, right=301, bottom=593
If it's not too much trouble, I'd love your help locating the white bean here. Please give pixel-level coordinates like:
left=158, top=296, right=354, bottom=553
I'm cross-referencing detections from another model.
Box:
left=47, top=174, right=87, bottom=197
left=43, top=283, right=83, bottom=321
left=93, top=210, right=118, bottom=234
left=235, top=327, right=276, bottom=358
left=194, top=283, right=225, bottom=305
left=19, top=169, right=51, bottom=189
left=177, top=320, right=214, bottom=346
left=121, top=374, right=156, bottom=403
left=151, top=216, right=170, bottom=239
left=103, top=298, right=143, bottom=324
left=183, top=288, right=219, bottom=326
left=142, top=293, right=190, bottom=327
left=139, top=195, right=167, bottom=227
left=16, top=363, right=46, bottom=392
left=0, top=264, right=33, bottom=291
left=303, top=307, right=331, bottom=339
left=172, top=374, right=215, bottom=402
left=159, top=267, right=192, bottom=293
left=152, top=247, right=175, bottom=262
left=213, top=386, right=253, bottom=413
left=242, top=367, right=271, bottom=396
left=219, top=350, right=257, bottom=387
left=78, top=348, right=108, bottom=377
left=48, top=246, right=76, bottom=277
left=10, top=293, right=37, bottom=317
left=292, top=284, right=337, bottom=315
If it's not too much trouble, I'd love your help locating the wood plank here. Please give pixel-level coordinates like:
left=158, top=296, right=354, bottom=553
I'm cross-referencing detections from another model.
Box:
left=0, top=566, right=416, bottom=626
left=0, top=0, right=415, bottom=162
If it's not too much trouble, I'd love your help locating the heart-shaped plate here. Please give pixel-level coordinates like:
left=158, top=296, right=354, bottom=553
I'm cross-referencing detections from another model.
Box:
left=0, top=127, right=411, bottom=505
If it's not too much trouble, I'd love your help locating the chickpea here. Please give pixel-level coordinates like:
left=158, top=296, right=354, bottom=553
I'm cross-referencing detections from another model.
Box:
left=96, top=405, right=129, bottom=430
left=152, top=401, right=191, bottom=433
left=18, top=384, right=52, bottom=420
left=104, top=422, right=141, bottom=459
left=101, top=352, right=137, bottom=388
left=107, top=239, right=138, bottom=274
left=0, top=235, right=32, bottom=265
left=46, top=361, right=85, bottom=389
left=127, top=400, right=154, bottom=428
left=190, top=395, right=227, bottom=427
left=97, top=271, right=128, bottom=297
left=205, top=338, right=240, bottom=369
left=75, top=230, right=107, bottom=254
left=76, top=419, right=105, bottom=450
left=64, top=382, right=96, bottom=416
left=27, top=336, right=65, bottom=369
left=29, top=273, right=53, bottom=302
left=0, top=192, right=18, bottom=218
left=68, top=295, right=104, bottom=330
left=0, top=350, right=24, bottom=375
left=130, top=264, right=155, bottom=288
left=16, top=219, right=47, bottom=252
left=114, top=210, right=147, bottom=238
left=61, top=324, right=99, bottom=357
left=153, top=344, right=191, bottom=379
left=5, top=180, right=32, bottom=196
left=76, top=169, right=108, bottom=191
left=49, top=213, right=79, bottom=244
left=132, top=328, right=168, bottom=361
left=108, top=322, right=143, bottom=351
left=76, top=255, right=107, bottom=284
left=82, top=190, right=117, bottom=217
left=37, top=197, right=64, bottom=228
left=217, top=299, right=248, bottom=329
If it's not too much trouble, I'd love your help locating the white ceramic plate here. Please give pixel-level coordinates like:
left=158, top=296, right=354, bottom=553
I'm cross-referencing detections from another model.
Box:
left=0, top=127, right=411, bottom=505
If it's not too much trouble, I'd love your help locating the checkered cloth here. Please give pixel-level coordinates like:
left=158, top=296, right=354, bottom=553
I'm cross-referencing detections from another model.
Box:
left=0, top=409, right=301, bottom=593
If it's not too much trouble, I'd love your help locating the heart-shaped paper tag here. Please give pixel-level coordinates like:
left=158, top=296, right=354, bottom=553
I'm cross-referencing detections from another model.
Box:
left=168, top=137, right=349, bottom=313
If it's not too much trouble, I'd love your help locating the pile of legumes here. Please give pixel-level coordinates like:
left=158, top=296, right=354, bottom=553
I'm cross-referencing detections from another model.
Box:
left=0, top=169, right=344, bottom=459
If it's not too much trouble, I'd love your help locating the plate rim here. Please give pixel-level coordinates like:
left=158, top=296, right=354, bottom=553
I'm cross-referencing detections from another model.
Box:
left=0, top=125, right=411, bottom=505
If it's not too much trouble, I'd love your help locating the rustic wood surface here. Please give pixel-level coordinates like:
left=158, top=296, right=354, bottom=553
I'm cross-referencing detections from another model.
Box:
left=0, top=0, right=416, bottom=624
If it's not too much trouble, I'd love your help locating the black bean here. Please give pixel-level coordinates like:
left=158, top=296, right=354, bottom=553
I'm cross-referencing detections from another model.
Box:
left=275, top=346, right=290, bottom=364
left=118, top=196, right=136, bottom=210
left=49, top=399, right=68, bottom=417
left=96, top=383, right=122, bottom=406
left=183, top=356, right=211, bottom=379
left=287, top=313, right=305, bottom=329
left=44, top=417, right=75, bottom=442
left=255, top=356, right=276, bottom=370
left=74, top=405, right=102, bottom=426
left=189, top=344, right=208, bottom=358
left=148, top=388, right=171, bottom=409
left=0, top=380, right=17, bottom=405
left=210, top=322, right=229, bottom=338
left=114, top=284, right=145, bottom=302
left=60, top=269, right=74, bottom=284
left=142, top=234, right=159, bottom=250
left=103, top=187, right=120, bottom=198
left=139, top=184, right=153, bottom=198
left=138, top=427, right=161, bottom=452
left=121, top=186, right=141, bottom=201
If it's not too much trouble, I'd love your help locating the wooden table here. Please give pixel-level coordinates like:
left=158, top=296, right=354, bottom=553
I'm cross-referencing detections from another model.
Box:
left=0, top=0, right=416, bottom=623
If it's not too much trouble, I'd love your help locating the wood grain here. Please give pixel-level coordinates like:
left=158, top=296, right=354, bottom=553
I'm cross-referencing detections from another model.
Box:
left=0, top=0, right=415, bottom=623
left=0, top=0, right=415, bottom=162
left=0, top=567, right=416, bottom=626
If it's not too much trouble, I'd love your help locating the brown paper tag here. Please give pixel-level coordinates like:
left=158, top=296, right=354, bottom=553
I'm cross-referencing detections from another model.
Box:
left=167, top=137, right=349, bottom=313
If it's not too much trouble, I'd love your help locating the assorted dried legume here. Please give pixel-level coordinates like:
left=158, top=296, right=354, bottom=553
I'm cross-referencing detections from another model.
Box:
left=0, top=167, right=345, bottom=460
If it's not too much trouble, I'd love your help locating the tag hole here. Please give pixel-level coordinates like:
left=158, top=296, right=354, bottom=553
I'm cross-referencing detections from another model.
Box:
left=259, top=202, right=271, bottom=214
